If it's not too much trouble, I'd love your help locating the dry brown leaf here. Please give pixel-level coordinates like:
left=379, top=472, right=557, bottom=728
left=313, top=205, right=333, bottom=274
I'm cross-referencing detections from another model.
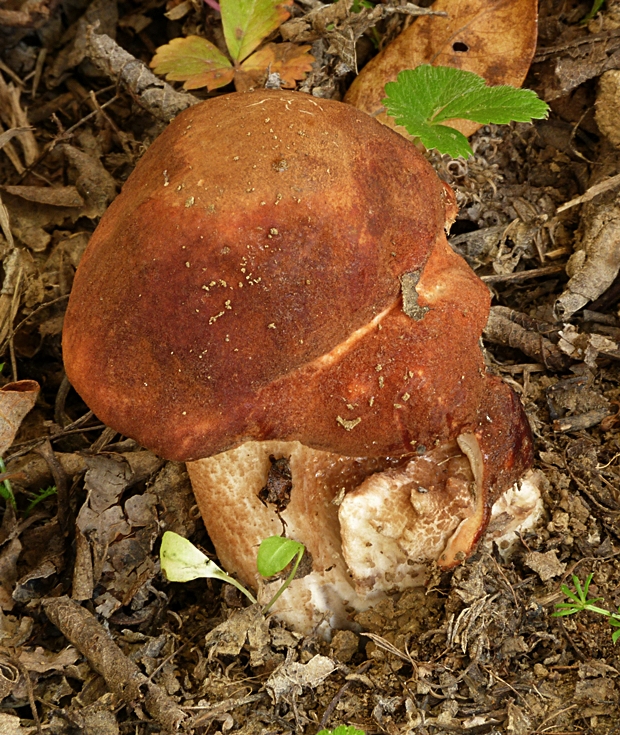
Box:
left=345, top=0, right=538, bottom=138
left=2, top=186, right=84, bottom=208
left=0, top=380, right=39, bottom=456
left=240, top=42, right=314, bottom=88
left=18, top=645, right=79, bottom=674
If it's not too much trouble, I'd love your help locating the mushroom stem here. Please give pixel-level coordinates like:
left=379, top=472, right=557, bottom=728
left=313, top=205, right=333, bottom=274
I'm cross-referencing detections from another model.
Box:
left=186, top=436, right=540, bottom=636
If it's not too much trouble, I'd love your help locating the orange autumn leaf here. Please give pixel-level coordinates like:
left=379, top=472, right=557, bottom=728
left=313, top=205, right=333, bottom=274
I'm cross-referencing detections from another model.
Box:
left=150, top=36, right=234, bottom=91
left=240, top=42, right=315, bottom=88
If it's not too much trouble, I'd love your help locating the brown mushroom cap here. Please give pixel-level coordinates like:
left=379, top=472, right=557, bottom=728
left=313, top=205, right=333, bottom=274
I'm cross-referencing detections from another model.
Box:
left=63, top=91, right=531, bottom=497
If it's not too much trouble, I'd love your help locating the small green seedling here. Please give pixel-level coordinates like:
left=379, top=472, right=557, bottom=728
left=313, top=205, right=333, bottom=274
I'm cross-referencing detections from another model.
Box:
left=383, top=65, right=549, bottom=159
left=24, top=485, right=57, bottom=517
left=257, top=535, right=304, bottom=613
left=552, top=573, right=620, bottom=644
left=160, top=531, right=304, bottom=613
left=317, top=727, right=365, bottom=735
left=0, top=457, right=15, bottom=509
left=581, top=0, right=605, bottom=24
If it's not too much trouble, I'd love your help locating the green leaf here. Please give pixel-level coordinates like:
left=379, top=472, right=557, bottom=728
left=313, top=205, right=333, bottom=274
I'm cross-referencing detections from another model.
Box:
left=316, top=727, right=366, bottom=735
left=613, top=628, right=620, bottom=644
left=582, top=0, right=605, bottom=24
left=551, top=605, right=580, bottom=618
left=160, top=531, right=257, bottom=602
left=150, top=36, right=233, bottom=91
left=257, top=535, right=304, bottom=577
left=383, top=65, right=549, bottom=158
left=221, top=0, right=291, bottom=63
left=0, top=457, right=15, bottom=509
left=24, top=485, right=57, bottom=517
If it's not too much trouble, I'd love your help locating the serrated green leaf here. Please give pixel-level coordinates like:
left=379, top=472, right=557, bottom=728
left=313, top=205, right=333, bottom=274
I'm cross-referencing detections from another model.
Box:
left=257, top=536, right=304, bottom=577
left=150, top=36, right=233, bottom=91
left=435, top=85, right=550, bottom=125
left=221, top=0, right=291, bottom=63
left=383, top=65, right=549, bottom=158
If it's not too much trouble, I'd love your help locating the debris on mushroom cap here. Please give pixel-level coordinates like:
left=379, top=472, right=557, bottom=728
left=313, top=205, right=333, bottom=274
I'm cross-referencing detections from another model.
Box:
left=62, top=90, right=535, bottom=632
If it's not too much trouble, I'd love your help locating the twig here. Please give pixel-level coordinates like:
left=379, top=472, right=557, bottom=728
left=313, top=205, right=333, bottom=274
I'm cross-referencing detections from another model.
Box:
left=557, top=172, right=620, bottom=213
left=317, top=660, right=373, bottom=732
left=481, top=265, right=565, bottom=284
left=43, top=597, right=187, bottom=731
left=14, top=658, right=42, bottom=734
left=34, top=439, right=70, bottom=533
left=85, top=28, right=198, bottom=123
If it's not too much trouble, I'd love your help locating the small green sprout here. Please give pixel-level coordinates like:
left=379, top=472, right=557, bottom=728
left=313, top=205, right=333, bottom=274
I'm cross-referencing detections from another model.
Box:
left=383, top=65, right=549, bottom=158
left=160, top=531, right=305, bottom=613
left=257, top=535, right=304, bottom=613
left=24, top=485, right=57, bottom=517
left=552, top=573, right=620, bottom=644
left=317, top=727, right=365, bottom=735
left=581, top=0, right=605, bottom=24
left=0, top=457, right=16, bottom=509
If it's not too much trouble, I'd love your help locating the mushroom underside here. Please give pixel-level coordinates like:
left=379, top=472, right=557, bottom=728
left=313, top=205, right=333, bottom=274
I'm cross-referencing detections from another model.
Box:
left=187, top=437, right=541, bottom=636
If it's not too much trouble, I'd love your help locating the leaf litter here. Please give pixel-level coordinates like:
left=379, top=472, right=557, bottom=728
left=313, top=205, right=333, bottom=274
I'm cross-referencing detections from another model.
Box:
left=1, top=0, right=620, bottom=732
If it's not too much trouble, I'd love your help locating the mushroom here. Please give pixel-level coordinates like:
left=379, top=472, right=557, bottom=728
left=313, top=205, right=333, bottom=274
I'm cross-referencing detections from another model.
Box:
left=63, top=91, right=537, bottom=634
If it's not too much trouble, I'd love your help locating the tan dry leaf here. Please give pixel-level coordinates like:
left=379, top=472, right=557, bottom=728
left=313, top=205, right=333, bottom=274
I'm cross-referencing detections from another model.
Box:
left=0, top=380, right=39, bottom=456
left=240, top=42, right=314, bottom=88
left=345, top=0, right=538, bottom=138
left=2, top=186, right=84, bottom=208
left=18, top=646, right=80, bottom=674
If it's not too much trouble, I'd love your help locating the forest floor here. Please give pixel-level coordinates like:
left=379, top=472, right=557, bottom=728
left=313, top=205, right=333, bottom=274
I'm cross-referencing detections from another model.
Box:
left=2, top=0, right=620, bottom=733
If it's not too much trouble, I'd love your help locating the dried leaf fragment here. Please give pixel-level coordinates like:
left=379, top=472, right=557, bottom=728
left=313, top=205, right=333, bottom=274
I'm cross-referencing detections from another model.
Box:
left=0, top=380, right=39, bottom=456
left=240, top=42, right=314, bottom=88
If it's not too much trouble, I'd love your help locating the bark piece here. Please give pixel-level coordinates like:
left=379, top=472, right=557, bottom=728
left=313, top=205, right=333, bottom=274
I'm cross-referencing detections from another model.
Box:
left=85, top=29, right=198, bottom=123
left=43, top=597, right=186, bottom=730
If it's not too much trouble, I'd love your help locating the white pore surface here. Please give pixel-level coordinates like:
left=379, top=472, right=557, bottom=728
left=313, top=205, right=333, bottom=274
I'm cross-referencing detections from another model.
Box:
left=338, top=441, right=476, bottom=596
left=483, top=469, right=544, bottom=556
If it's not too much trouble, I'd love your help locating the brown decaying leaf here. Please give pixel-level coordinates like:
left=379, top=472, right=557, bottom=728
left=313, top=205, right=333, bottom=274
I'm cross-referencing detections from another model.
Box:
left=0, top=380, right=39, bottom=456
left=345, top=0, right=538, bottom=138
left=240, top=43, right=314, bottom=88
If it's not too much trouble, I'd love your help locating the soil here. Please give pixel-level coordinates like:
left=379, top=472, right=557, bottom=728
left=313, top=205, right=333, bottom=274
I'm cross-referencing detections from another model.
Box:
left=1, top=0, right=620, bottom=733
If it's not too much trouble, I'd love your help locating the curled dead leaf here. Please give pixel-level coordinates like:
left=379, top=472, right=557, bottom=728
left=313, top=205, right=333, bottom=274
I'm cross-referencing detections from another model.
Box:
left=0, top=380, right=39, bottom=456
left=345, top=0, right=539, bottom=138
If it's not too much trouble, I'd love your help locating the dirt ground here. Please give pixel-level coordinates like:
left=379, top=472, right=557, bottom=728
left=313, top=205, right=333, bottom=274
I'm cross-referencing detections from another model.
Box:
left=2, top=0, right=620, bottom=733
